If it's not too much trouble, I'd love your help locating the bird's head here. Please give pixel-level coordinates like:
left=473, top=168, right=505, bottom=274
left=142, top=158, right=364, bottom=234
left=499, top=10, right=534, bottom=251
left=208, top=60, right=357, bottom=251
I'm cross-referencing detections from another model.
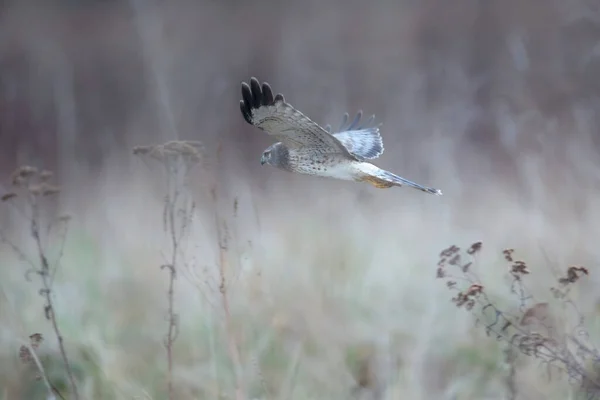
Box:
left=260, top=143, right=288, bottom=169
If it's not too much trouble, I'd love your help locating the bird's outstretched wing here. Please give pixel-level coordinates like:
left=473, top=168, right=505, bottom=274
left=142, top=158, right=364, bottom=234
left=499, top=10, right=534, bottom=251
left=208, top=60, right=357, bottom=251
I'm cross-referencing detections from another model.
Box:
left=240, top=78, right=356, bottom=158
left=327, top=111, right=384, bottom=160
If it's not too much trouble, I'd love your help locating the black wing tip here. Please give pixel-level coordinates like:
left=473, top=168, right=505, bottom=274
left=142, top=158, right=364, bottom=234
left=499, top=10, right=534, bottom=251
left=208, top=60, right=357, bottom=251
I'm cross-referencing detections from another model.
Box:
left=240, top=77, right=285, bottom=125
left=240, top=100, right=252, bottom=124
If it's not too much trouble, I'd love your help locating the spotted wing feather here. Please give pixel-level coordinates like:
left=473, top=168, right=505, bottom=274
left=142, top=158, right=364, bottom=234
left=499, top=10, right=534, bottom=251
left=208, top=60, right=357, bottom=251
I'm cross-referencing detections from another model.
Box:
left=240, top=78, right=356, bottom=158
left=331, top=110, right=384, bottom=160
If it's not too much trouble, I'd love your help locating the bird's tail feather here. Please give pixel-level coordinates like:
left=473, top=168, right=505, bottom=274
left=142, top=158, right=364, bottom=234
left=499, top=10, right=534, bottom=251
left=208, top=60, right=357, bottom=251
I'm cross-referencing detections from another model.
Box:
left=378, top=169, right=442, bottom=196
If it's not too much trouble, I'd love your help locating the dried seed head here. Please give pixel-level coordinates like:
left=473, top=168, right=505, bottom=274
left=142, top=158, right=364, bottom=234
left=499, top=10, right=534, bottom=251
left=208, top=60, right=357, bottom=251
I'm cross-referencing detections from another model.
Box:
left=133, top=146, right=152, bottom=155
left=17, top=166, right=38, bottom=178
left=41, top=184, right=60, bottom=196
left=29, top=333, right=43, bottom=348
left=462, top=262, right=472, bottom=272
left=448, top=254, right=461, bottom=265
left=466, top=284, right=484, bottom=296
left=440, top=245, right=460, bottom=258
left=559, top=266, right=589, bottom=285
left=29, top=185, right=42, bottom=196
left=11, top=166, right=38, bottom=187
left=511, top=260, right=530, bottom=277
left=39, top=170, right=53, bottom=182
left=452, top=284, right=484, bottom=308
left=467, top=241, right=482, bottom=255
left=11, top=175, right=25, bottom=187
left=18, top=333, right=43, bottom=365
left=503, top=249, right=515, bottom=262
left=134, top=141, right=204, bottom=164
left=436, top=267, right=445, bottom=278
left=18, top=345, right=32, bottom=364
left=1, top=193, right=17, bottom=202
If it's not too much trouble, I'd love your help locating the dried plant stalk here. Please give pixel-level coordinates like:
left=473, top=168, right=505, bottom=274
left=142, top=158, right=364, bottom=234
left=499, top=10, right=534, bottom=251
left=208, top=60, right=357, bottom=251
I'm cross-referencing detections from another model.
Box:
left=134, top=141, right=201, bottom=400
left=1, top=167, right=79, bottom=400
left=211, top=143, right=246, bottom=400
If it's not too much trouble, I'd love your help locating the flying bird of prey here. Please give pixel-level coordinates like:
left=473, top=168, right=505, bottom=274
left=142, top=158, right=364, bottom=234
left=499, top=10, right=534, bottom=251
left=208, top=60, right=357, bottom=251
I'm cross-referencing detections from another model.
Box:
left=239, top=77, right=442, bottom=196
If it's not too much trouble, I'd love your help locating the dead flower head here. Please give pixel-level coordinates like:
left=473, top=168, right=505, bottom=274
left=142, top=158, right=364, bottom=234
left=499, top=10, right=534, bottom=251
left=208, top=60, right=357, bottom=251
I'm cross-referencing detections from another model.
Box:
left=18, top=333, right=44, bottom=365
left=503, top=249, right=515, bottom=262
left=452, top=284, right=484, bottom=310
left=437, top=243, right=481, bottom=279
left=41, top=184, right=60, bottom=197
left=467, top=241, right=482, bottom=255
left=18, top=345, right=32, bottom=364
left=18, top=333, right=44, bottom=381
left=440, top=245, right=460, bottom=259
left=462, top=261, right=472, bottom=273
left=1, top=192, right=17, bottom=202
left=559, top=266, right=589, bottom=285
left=39, top=170, right=53, bottom=182
left=448, top=254, right=461, bottom=266
left=9, top=167, right=59, bottom=194
left=10, top=166, right=38, bottom=187
left=510, top=260, right=530, bottom=278
left=28, top=183, right=60, bottom=197
left=29, top=333, right=43, bottom=347
left=133, top=140, right=204, bottom=164
left=436, top=266, right=446, bottom=278
left=437, top=245, right=461, bottom=278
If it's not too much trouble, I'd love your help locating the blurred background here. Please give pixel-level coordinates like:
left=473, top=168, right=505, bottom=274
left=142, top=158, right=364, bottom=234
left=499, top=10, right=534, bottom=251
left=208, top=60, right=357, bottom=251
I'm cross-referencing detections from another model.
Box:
left=1, top=0, right=600, bottom=399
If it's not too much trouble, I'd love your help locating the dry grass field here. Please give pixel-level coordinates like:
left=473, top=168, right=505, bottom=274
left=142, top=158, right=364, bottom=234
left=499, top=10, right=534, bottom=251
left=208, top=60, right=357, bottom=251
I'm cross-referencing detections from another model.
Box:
left=1, top=1, right=600, bottom=399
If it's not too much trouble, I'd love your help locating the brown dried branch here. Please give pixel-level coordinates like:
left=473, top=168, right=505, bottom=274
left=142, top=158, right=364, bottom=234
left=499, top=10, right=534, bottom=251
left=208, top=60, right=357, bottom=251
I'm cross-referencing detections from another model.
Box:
left=437, top=242, right=599, bottom=397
